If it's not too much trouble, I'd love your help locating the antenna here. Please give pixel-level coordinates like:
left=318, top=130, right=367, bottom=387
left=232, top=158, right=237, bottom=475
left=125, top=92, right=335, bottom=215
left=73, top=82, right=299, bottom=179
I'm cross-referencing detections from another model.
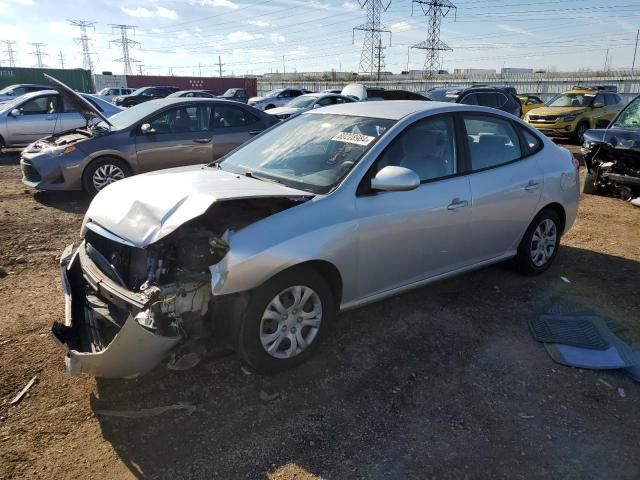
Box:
left=2, top=40, right=17, bottom=68
left=410, top=0, right=456, bottom=78
left=353, top=0, right=392, bottom=77
left=68, top=20, right=96, bottom=71
left=110, top=24, right=140, bottom=75
left=30, top=43, right=48, bottom=68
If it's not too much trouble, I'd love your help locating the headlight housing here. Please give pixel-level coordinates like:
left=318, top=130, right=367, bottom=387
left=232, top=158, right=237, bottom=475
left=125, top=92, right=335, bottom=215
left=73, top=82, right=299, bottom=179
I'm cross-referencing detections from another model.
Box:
left=563, top=114, right=578, bottom=122
left=44, top=145, right=77, bottom=157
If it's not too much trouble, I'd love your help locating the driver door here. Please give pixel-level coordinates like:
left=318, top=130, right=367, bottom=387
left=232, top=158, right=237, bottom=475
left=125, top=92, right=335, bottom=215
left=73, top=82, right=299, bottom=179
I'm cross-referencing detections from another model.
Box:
left=354, top=115, right=474, bottom=299
left=5, top=94, right=61, bottom=145
left=135, top=104, right=214, bottom=172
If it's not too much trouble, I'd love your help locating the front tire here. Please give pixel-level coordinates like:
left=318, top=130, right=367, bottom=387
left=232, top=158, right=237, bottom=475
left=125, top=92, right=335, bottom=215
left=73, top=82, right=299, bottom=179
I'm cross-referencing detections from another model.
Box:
left=237, top=267, right=335, bottom=373
left=574, top=121, right=589, bottom=145
left=515, top=209, right=561, bottom=275
left=582, top=169, right=601, bottom=195
left=82, top=157, right=131, bottom=196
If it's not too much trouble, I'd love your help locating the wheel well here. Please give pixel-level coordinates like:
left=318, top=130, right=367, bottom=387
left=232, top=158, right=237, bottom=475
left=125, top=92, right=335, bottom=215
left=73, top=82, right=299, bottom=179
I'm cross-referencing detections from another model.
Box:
left=540, top=202, right=566, bottom=234
left=288, top=260, right=343, bottom=307
left=86, top=155, right=132, bottom=175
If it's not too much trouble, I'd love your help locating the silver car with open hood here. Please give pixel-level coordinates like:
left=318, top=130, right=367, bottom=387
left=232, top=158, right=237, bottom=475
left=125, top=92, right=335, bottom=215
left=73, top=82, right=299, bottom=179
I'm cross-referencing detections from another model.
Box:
left=54, top=100, right=580, bottom=378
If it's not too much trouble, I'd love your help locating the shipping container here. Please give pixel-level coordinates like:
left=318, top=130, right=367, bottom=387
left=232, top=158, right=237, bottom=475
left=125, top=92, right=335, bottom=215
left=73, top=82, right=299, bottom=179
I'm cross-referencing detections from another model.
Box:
left=0, top=67, right=94, bottom=92
left=125, top=75, right=257, bottom=97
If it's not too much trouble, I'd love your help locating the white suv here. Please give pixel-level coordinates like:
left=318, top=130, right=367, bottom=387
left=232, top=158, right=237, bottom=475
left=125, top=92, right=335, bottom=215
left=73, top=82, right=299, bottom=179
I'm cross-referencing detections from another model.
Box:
left=94, top=87, right=133, bottom=103
left=248, top=88, right=306, bottom=111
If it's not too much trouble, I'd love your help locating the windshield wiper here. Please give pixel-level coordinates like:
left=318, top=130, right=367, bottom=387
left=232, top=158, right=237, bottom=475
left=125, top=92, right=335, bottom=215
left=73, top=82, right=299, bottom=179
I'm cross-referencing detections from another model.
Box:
left=244, top=171, right=282, bottom=184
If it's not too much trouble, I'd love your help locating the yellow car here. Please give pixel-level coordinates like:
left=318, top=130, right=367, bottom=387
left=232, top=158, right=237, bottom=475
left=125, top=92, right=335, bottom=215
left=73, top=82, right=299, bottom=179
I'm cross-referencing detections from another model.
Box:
left=524, top=87, right=624, bottom=143
left=517, top=95, right=545, bottom=117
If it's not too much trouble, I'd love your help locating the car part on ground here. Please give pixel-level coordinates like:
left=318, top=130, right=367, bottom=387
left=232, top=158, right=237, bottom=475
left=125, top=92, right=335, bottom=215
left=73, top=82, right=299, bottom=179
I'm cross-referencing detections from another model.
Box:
left=53, top=100, right=579, bottom=378
left=20, top=76, right=278, bottom=195
left=525, top=86, right=624, bottom=144
left=581, top=96, right=640, bottom=201
left=113, top=86, right=179, bottom=107
left=248, top=88, right=306, bottom=110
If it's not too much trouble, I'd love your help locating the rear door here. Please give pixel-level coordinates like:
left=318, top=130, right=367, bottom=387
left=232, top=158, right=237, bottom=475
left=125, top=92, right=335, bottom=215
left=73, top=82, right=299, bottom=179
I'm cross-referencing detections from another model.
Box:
left=463, top=113, right=544, bottom=262
left=5, top=94, right=61, bottom=145
left=135, top=103, right=214, bottom=172
left=211, top=104, right=265, bottom=159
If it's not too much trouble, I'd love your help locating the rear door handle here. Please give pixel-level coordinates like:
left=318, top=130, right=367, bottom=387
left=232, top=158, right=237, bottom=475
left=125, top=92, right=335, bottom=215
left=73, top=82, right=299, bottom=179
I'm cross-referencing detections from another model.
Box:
left=447, top=199, right=469, bottom=211
left=524, top=180, right=541, bottom=191
left=193, top=138, right=212, bottom=144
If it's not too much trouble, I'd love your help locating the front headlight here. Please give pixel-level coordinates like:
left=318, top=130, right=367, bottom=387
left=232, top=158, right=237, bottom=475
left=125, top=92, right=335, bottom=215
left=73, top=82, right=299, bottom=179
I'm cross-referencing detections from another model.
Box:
left=563, top=114, right=578, bottom=122
left=45, top=145, right=77, bottom=157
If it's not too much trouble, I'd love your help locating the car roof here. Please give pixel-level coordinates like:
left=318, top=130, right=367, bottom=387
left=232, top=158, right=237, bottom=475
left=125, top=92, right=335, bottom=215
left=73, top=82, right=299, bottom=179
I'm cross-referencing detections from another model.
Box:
left=306, top=100, right=471, bottom=120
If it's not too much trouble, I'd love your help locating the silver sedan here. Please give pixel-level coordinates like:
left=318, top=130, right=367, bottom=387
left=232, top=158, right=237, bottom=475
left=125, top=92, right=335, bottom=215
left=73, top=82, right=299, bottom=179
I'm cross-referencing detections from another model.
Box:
left=55, top=100, right=580, bottom=378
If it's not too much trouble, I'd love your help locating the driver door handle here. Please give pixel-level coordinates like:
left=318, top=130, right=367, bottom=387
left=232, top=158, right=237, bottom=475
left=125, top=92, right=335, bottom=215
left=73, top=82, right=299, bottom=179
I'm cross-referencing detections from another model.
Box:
left=447, top=198, right=469, bottom=211
left=524, top=180, right=541, bottom=191
left=193, top=138, right=212, bottom=144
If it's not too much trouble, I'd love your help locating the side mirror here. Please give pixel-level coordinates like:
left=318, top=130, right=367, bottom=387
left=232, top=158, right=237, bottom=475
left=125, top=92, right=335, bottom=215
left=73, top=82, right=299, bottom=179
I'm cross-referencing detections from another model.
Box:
left=10, top=108, right=21, bottom=117
left=140, top=123, right=154, bottom=134
left=595, top=119, right=610, bottom=129
left=371, top=166, right=420, bottom=192
left=592, top=102, right=604, bottom=109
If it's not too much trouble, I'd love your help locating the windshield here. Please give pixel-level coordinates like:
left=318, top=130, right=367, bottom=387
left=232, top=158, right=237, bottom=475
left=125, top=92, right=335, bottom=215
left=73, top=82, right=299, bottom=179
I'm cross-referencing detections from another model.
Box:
left=426, top=89, right=458, bottom=102
left=219, top=114, right=394, bottom=194
left=264, top=89, right=284, bottom=98
left=0, top=97, right=24, bottom=112
left=105, top=101, right=159, bottom=129
left=130, top=87, right=149, bottom=96
left=222, top=89, right=236, bottom=97
left=286, top=96, right=319, bottom=108
left=97, top=88, right=110, bottom=95
left=0, top=85, right=17, bottom=95
left=547, top=93, right=595, bottom=108
left=612, top=97, right=640, bottom=129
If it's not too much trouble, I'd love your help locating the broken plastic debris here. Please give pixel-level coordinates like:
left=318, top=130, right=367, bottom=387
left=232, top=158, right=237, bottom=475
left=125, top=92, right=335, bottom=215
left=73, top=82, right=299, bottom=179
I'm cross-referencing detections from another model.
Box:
left=560, top=276, right=571, bottom=284
left=10, top=375, right=38, bottom=406
left=95, top=402, right=199, bottom=418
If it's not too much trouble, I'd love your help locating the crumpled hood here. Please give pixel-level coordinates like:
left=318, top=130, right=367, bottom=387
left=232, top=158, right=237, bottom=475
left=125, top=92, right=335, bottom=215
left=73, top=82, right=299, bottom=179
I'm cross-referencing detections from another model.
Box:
left=584, top=128, right=640, bottom=153
left=529, top=107, right=586, bottom=117
left=84, top=165, right=312, bottom=247
left=267, top=106, right=302, bottom=116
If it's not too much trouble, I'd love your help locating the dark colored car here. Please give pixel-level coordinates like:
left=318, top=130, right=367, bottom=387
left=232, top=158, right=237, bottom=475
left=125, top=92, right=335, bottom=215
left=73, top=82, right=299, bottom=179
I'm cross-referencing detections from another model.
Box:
left=218, top=88, right=249, bottom=103
left=113, top=86, right=180, bottom=107
left=167, top=90, right=218, bottom=99
left=426, top=86, right=522, bottom=117
left=423, top=86, right=466, bottom=102
left=581, top=94, right=640, bottom=201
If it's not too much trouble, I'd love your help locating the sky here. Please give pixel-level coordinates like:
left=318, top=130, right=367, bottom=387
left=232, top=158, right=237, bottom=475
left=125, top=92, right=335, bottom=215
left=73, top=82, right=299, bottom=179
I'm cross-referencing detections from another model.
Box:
left=1, top=0, right=640, bottom=76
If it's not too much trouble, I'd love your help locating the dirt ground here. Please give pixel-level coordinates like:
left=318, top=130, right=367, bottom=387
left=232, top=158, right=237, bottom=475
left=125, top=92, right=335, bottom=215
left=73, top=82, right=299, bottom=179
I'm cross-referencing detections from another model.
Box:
left=0, top=145, right=639, bottom=480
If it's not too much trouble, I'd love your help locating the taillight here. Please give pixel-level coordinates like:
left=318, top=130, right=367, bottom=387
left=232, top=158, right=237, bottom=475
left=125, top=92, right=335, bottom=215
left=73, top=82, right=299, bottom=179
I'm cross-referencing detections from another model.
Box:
left=572, top=156, right=580, bottom=170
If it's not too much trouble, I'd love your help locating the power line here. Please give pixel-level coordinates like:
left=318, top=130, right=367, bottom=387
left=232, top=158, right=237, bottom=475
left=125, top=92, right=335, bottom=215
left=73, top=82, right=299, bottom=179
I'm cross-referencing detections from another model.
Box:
left=68, top=20, right=96, bottom=71
left=110, top=24, right=140, bottom=75
left=2, top=40, right=17, bottom=68
left=30, top=43, right=48, bottom=68
left=353, top=0, right=392, bottom=76
left=411, top=0, right=456, bottom=77
left=58, top=51, right=65, bottom=69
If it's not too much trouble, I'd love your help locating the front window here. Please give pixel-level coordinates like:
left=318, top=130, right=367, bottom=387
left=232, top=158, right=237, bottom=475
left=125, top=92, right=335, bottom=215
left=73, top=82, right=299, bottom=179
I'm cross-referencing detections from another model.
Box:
left=286, top=96, right=319, bottom=108
left=546, top=93, right=595, bottom=108
left=107, top=102, right=164, bottom=130
left=219, top=114, right=394, bottom=194
left=426, top=89, right=457, bottom=102
left=612, top=97, right=640, bottom=129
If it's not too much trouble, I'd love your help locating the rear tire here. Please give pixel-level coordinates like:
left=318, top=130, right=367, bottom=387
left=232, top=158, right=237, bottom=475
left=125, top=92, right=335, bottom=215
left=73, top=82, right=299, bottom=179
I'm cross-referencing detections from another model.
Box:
left=82, top=157, right=131, bottom=196
left=514, top=209, right=561, bottom=276
left=237, top=266, right=335, bottom=373
left=582, top=169, right=601, bottom=195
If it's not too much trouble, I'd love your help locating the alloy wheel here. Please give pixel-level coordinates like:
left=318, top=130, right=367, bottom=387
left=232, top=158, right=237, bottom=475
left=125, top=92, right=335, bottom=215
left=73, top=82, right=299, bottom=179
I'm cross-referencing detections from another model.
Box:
left=93, top=164, right=125, bottom=191
left=260, top=285, right=322, bottom=359
left=530, top=218, right=557, bottom=267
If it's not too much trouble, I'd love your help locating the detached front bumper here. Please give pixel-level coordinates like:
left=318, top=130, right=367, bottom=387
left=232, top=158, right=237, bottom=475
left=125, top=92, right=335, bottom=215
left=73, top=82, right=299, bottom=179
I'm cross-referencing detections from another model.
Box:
left=53, top=242, right=182, bottom=378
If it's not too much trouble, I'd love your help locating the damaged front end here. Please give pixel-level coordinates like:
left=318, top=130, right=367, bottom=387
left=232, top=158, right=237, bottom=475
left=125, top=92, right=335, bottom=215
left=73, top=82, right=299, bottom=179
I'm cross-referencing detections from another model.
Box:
left=582, top=128, right=640, bottom=200
left=54, top=197, right=305, bottom=378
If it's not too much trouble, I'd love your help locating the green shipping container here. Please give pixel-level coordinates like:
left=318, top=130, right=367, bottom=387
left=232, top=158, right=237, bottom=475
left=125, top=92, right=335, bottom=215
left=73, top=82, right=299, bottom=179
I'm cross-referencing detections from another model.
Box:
left=0, top=67, right=94, bottom=92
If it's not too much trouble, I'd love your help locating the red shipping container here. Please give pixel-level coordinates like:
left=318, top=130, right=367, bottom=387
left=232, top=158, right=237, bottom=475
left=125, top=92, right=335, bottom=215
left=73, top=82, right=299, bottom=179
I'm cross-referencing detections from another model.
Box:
left=125, top=75, right=257, bottom=97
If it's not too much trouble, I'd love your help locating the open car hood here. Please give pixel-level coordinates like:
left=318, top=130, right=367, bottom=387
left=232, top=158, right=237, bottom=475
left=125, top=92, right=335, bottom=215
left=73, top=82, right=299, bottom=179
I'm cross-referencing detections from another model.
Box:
left=44, top=74, right=113, bottom=127
left=84, top=165, right=312, bottom=248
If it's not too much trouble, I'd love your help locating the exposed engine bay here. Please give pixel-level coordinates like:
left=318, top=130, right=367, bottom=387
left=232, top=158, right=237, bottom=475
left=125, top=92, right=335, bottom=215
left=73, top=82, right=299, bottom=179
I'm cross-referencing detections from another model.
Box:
left=582, top=128, right=640, bottom=201
left=54, top=197, right=305, bottom=378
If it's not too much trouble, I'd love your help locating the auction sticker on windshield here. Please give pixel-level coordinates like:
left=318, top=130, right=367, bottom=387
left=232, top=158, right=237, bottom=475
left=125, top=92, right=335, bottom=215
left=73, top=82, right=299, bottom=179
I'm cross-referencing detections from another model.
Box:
left=332, top=132, right=376, bottom=146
